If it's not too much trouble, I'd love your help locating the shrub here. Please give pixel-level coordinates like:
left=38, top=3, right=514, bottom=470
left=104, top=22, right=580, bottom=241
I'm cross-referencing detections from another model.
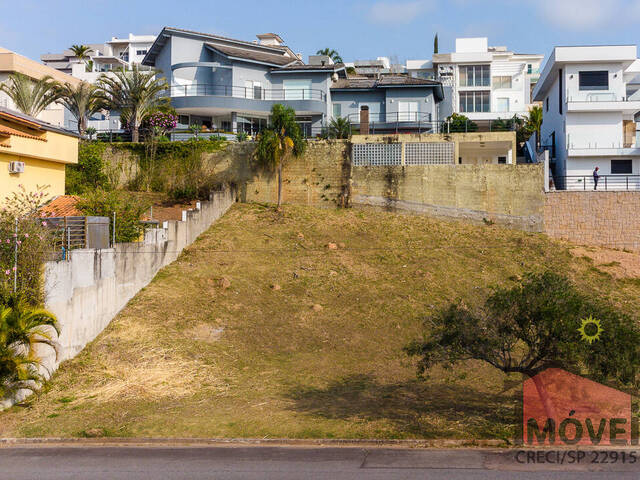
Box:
left=76, top=190, right=150, bottom=243
left=441, top=113, right=478, bottom=133
left=66, top=142, right=108, bottom=194
left=236, top=131, right=249, bottom=142
left=0, top=185, right=55, bottom=304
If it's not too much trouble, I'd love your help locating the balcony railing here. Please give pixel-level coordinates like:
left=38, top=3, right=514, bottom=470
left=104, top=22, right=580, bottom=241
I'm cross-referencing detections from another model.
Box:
left=566, top=91, right=640, bottom=102
left=167, top=84, right=326, bottom=102
left=346, top=113, right=517, bottom=135
left=558, top=175, right=640, bottom=191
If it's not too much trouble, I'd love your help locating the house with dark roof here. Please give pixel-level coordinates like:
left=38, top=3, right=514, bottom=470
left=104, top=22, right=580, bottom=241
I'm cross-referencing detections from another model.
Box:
left=330, top=76, right=445, bottom=134
left=142, top=27, right=346, bottom=135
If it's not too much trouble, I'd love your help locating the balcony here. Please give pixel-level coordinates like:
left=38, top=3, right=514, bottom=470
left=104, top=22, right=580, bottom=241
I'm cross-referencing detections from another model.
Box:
left=566, top=92, right=640, bottom=114
left=566, top=136, right=640, bottom=157
left=167, top=84, right=328, bottom=115
left=347, top=113, right=517, bottom=134
left=558, top=175, right=640, bottom=191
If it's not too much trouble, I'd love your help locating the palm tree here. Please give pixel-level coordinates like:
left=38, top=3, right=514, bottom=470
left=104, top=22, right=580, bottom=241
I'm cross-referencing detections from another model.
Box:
left=527, top=105, right=543, bottom=148
left=254, top=104, right=306, bottom=210
left=327, top=116, right=351, bottom=139
left=69, top=44, right=91, bottom=62
left=57, top=81, right=103, bottom=135
left=0, top=73, right=60, bottom=117
left=0, top=292, right=60, bottom=400
left=316, top=48, right=343, bottom=64
left=96, top=66, right=168, bottom=142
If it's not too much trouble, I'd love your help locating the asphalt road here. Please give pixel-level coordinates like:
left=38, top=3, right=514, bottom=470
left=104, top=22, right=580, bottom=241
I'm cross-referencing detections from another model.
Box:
left=1, top=445, right=639, bottom=480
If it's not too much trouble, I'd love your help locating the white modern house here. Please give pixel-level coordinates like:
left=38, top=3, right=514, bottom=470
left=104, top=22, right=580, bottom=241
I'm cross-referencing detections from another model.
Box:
left=406, top=38, right=543, bottom=124
left=531, top=45, right=640, bottom=190
left=41, top=33, right=156, bottom=82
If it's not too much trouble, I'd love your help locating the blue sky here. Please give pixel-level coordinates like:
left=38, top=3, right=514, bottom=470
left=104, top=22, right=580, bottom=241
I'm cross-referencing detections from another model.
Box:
left=2, top=0, right=640, bottom=65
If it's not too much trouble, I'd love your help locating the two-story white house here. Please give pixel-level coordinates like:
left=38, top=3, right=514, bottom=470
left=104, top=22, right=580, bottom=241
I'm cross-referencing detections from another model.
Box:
left=532, top=45, right=640, bottom=190
left=406, top=37, right=543, bottom=125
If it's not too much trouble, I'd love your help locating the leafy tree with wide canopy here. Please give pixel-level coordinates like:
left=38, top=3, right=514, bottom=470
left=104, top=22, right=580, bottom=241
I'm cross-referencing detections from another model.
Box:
left=405, top=271, right=640, bottom=417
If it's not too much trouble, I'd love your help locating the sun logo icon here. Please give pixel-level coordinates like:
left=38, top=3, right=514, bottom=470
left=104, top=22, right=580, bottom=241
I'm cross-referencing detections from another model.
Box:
left=578, top=316, right=604, bottom=344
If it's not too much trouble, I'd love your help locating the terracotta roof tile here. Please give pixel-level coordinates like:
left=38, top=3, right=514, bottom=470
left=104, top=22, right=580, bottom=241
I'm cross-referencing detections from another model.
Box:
left=0, top=123, right=46, bottom=141
left=39, top=195, right=82, bottom=217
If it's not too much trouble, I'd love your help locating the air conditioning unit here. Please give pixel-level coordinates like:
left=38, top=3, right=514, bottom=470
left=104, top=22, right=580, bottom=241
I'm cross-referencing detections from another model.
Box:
left=8, top=161, right=25, bottom=174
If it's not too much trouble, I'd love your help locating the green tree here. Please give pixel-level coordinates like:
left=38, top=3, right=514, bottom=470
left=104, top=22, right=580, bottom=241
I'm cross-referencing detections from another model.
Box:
left=441, top=113, right=477, bottom=133
left=327, top=116, right=351, bottom=139
left=0, top=73, right=60, bottom=117
left=316, top=48, right=343, bottom=64
left=76, top=190, right=150, bottom=243
left=69, top=44, right=92, bottom=62
left=526, top=105, right=543, bottom=148
left=254, top=104, right=306, bottom=210
left=0, top=291, right=60, bottom=400
left=434, top=33, right=439, bottom=54
left=405, top=272, right=640, bottom=418
left=96, top=66, right=168, bottom=142
left=56, top=81, right=103, bottom=135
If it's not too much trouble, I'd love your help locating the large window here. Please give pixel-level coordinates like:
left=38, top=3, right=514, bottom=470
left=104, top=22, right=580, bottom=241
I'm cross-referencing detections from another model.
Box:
left=496, top=98, right=510, bottom=112
left=397, top=101, right=419, bottom=121
left=332, top=103, right=342, bottom=118
left=459, top=91, right=490, bottom=112
left=611, top=159, right=633, bottom=174
left=283, top=79, right=312, bottom=100
left=579, top=71, right=609, bottom=90
left=459, top=65, right=490, bottom=87
left=493, top=76, right=512, bottom=89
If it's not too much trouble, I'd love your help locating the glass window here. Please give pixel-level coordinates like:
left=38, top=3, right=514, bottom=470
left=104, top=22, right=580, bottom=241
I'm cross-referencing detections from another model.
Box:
left=459, top=65, right=490, bottom=87
left=459, top=91, right=490, bottom=112
left=283, top=79, right=312, bottom=100
left=611, top=159, right=632, bottom=174
left=496, top=98, right=510, bottom=112
left=136, top=50, right=147, bottom=56
left=332, top=103, right=341, bottom=118
left=493, top=76, right=512, bottom=89
left=579, top=71, right=609, bottom=91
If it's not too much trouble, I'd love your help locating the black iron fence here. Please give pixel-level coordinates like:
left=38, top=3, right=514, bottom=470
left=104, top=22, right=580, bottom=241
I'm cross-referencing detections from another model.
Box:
left=558, top=175, right=640, bottom=191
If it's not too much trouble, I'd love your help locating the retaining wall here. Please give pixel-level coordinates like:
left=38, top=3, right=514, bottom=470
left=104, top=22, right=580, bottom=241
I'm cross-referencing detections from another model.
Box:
left=544, top=191, right=640, bottom=251
left=42, top=186, right=235, bottom=367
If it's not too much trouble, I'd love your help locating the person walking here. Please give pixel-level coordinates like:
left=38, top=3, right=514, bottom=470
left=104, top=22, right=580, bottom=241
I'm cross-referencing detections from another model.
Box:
left=593, top=166, right=600, bottom=190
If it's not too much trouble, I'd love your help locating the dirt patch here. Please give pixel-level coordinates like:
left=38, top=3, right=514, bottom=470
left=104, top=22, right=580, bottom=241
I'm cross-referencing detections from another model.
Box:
left=571, top=247, right=640, bottom=279
left=188, top=323, right=225, bottom=343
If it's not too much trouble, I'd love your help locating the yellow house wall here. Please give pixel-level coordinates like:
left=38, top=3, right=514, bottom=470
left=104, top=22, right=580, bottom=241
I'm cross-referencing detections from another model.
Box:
left=0, top=152, right=67, bottom=197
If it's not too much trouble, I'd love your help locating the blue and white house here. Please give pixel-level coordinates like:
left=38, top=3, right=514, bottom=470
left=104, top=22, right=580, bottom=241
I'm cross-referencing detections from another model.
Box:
left=142, top=27, right=347, bottom=135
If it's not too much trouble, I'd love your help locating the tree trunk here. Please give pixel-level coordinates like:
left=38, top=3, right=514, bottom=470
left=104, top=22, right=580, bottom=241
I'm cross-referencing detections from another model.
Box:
left=78, top=116, right=87, bottom=136
left=277, top=162, right=283, bottom=210
left=531, top=373, right=558, bottom=424
left=132, top=125, right=140, bottom=143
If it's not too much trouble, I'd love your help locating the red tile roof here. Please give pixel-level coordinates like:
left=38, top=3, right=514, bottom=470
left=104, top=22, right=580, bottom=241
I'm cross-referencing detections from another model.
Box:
left=0, top=123, right=46, bottom=141
left=39, top=195, right=82, bottom=217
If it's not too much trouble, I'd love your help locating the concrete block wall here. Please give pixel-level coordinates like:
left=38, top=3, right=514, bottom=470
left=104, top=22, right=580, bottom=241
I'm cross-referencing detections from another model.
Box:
left=544, top=191, right=640, bottom=251
left=42, top=186, right=235, bottom=366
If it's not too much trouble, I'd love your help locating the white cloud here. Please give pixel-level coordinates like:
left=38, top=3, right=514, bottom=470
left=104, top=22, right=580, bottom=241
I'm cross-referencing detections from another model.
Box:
left=534, top=0, right=640, bottom=30
left=367, top=1, right=432, bottom=25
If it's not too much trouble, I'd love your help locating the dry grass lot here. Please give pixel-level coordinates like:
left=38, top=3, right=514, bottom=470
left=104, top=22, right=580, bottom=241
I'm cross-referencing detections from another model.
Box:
left=2, top=203, right=640, bottom=440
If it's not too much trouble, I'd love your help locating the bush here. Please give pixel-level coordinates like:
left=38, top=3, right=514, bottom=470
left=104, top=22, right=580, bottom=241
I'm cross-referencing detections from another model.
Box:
left=66, top=142, right=108, bottom=194
left=0, top=186, right=55, bottom=304
left=76, top=190, right=150, bottom=243
left=441, top=113, right=477, bottom=133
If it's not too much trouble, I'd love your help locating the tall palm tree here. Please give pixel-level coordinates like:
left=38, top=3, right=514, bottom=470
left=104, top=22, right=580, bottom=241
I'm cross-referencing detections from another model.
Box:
left=57, top=81, right=103, bottom=135
left=254, top=104, right=306, bottom=209
left=0, top=73, right=61, bottom=117
left=96, top=66, right=168, bottom=142
left=527, top=105, right=543, bottom=148
left=0, top=292, right=60, bottom=399
left=316, top=48, right=343, bottom=64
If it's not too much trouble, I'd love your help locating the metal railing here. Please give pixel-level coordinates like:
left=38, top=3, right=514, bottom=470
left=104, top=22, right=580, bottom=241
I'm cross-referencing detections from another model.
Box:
left=566, top=91, right=640, bottom=103
left=166, top=84, right=327, bottom=102
left=558, top=175, right=640, bottom=191
left=347, top=114, right=517, bottom=134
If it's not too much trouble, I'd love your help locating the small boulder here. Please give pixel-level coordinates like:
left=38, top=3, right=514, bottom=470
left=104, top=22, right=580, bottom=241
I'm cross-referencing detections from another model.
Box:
left=297, top=232, right=305, bottom=240
left=219, top=277, right=231, bottom=289
left=271, top=284, right=281, bottom=291
left=327, top=243, right=338, bottom=250
left=329, top=270, right=338, bottom=277
left=312, top=304, right=323, bottom=312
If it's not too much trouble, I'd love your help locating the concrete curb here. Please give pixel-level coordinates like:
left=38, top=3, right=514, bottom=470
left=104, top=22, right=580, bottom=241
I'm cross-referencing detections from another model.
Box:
left=0, top=437, right=509, bottom=448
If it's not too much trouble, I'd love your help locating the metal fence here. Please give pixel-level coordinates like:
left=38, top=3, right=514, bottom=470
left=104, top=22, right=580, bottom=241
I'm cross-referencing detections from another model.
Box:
left=46, top=216, right=110, bottom=258
left=558, top=175, right=640, bottom=191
